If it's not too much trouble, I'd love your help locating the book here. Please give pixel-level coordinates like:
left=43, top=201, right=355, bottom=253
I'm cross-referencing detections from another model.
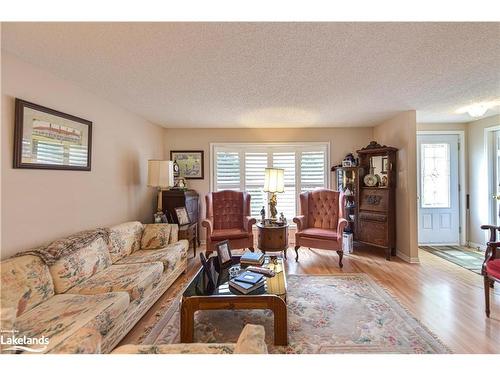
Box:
left=234, top=271, right=264, bottom=285
left=229, top=279, right=265, bottom=294
left=240, top=251, right=264, bottom=266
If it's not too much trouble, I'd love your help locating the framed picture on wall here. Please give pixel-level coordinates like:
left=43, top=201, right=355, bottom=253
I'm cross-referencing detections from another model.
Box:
left=13, top=98, right=92, bottom=171
left=170, top=150, right=204, bottom=179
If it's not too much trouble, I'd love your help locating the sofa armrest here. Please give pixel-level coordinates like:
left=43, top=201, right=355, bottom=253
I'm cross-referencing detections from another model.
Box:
left=234, top=324, right=268, bottom=354
left=243, top=216, right=257, bottom=233
left=337, top=218, right=348, bottom=243
left=293, top=215, right=306, bottom=231
left=201, top=218, right=213, bottom=236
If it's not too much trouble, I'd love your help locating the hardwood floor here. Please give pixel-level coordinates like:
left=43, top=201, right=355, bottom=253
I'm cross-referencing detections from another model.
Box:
left=121, top=244, right=500, bottom=353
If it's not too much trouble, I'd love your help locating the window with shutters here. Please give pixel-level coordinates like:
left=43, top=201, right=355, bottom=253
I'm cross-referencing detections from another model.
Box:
left=211, top=143, right=329, bottom=220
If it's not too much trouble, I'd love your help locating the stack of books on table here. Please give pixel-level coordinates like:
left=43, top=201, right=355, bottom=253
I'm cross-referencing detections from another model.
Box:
left=229, top=270, right=265, bottom=294
left=240, top=251, right=265, bottom=267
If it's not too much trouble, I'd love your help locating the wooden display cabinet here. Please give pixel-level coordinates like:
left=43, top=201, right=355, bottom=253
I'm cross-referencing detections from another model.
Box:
left=355, top=141, right=398, bottom=260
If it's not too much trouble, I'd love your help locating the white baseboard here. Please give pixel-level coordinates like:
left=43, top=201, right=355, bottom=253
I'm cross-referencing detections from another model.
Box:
left=396, top=251, right=420, bottom=263
left=468, top=242, right=487, bottom=251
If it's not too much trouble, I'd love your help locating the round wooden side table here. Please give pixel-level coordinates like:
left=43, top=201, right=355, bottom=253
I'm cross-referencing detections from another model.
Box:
left=256, top=222, right=289, bottom=259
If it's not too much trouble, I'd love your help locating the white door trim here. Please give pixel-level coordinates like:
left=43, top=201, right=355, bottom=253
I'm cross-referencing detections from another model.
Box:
left=417, top=130, right=466, bottom=246
left=485, top=125, right=500, bottom=227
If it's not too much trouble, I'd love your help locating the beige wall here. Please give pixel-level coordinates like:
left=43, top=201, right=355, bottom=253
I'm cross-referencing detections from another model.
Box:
left=1, top=53, right=165, bottom=258
left=467, top=114, right=500, bottom=247
left=417, top=123, right=467, bottom=132
left=164, top=127, right=374, bottom=240
left=374, top=111, right=418, bottom=262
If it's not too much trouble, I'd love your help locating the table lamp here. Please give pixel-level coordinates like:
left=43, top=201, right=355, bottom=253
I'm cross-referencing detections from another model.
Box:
left=147, top=160, right=174, bottom=217
left=263, top=167, right=284, bottom=220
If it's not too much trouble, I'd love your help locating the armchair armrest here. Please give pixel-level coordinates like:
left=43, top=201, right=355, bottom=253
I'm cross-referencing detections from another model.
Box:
left=234, top=324, right=268, bottom=354
left=201, top=218, right=213, bottom=236
left=481, top=225, right=500, bottom=242
left=293, top=215, right=306, bottom=231
left=337, top=218, right=348, bottom=243
left=243, top=216, right=256, bottom=233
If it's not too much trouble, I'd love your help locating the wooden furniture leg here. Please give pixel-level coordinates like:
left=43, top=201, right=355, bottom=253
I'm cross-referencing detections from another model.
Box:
left=484, top=276, right=491, bottom=318
left=180, top=299, right=195, bottom=343
left=294, top=245, right=300, bottom=261
left=337, top=250, right=344, bottom=268
left=270, top=296, right=288, bottom=346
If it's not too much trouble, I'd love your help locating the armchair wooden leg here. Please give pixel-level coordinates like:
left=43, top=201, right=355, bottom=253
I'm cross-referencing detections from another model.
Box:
left=337, top=250, right=344, bottom=268
left=484, top=275, right=491, bottom=318
left=294, top=246, right=300, bottom=262
left=249, top=247, right=255, bottom=252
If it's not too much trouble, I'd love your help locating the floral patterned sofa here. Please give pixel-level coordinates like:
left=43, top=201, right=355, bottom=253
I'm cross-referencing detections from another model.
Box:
left=0, top=222, right=188, bottom=354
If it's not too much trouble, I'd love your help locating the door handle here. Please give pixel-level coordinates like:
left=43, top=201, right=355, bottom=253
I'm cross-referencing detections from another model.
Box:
left=494, top=195, right=500, bottom=201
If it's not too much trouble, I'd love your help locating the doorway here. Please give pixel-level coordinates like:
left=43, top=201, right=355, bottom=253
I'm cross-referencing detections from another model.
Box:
left=488, top=129, right=500, bottom=226
left=417, top=133, right=462, bottom=245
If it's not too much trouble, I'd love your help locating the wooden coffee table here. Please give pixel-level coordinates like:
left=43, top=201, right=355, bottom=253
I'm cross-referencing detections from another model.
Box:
left=180, top=255, right=288, bottom=346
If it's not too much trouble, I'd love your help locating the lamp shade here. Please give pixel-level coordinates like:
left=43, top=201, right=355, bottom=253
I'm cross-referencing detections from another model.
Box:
left=263, top=168, right=284, bottom=193
left=147, top=160, right=174, bottom=188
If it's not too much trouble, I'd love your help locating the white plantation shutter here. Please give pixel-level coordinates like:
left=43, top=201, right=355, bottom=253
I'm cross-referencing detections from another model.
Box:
left=300, top=150, right=326, bottom=192
left=215, top=151, right=240, bottom=191
left=272, top=152, right=297, bottom=220
left=245, top=152, right=268, bottom=216
left=211, top=143, right=329, bottom=221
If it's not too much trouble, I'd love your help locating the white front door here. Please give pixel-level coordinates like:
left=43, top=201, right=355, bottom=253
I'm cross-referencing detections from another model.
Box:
left=417, top=134, right=460, bottom=244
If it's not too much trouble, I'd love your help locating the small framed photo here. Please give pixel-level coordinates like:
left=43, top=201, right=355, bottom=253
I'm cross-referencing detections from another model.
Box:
left=342, top=160, right=353, bottom=168
left=381, top=157, right=389, bottom=174
left=174, top=206, right=190, bottom=225
left=215, top=240, right=233, bottom=269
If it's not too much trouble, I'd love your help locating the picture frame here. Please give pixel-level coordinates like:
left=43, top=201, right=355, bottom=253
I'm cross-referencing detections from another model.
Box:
left=381, top=156, right=389, bottom=174
left=199, top=253, right=217, bottom=293
left=215, top=240, right=233, bottom=269
left=342, top=160, right=352, bottom=168
left=170, top=150, right=204, bottom=179
left=174, top=206, right=190, bottom=225
left=14, top=98, right=92, bottom=171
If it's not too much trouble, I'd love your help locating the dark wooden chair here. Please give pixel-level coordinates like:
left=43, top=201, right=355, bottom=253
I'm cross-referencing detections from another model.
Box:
left=481, top=225, right=500, bottom=317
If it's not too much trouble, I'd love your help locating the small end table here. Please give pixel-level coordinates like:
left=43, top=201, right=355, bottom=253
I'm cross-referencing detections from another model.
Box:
left=179, top=222, right=198, bottom=258
left=256, top=222, right=289, bottom=259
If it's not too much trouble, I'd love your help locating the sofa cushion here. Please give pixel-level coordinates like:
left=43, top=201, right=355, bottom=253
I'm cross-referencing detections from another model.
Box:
left=15, top=292, right=129, bottom=353
left=0, top=255, right=55, bottom=316
left=111, top=343, right=235, bottom=354
left=486, top=259, right=500, bottom=279
left=210, top=228, right=249, bottom=241
left=47, top=327, right=102, bottom=354
left=115, top=240, right=188, bottom=274
left=298, top=228, right=339, bottom=240
left=141, top=224, right=174, bottom=250
left=67, top=262, right=163, bottom=302
left=109, top=222, right=144, bottom=263
left=48, top=236, right=112, bottom=294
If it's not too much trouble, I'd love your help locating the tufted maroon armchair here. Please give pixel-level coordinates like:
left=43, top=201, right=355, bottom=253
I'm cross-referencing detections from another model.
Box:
left=202, top=190, right=256, bottom=255
left=293, top=189, right=348, bottom=267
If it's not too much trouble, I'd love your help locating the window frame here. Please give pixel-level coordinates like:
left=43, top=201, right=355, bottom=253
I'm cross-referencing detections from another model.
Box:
left=210, top=142, right=330, bottom=218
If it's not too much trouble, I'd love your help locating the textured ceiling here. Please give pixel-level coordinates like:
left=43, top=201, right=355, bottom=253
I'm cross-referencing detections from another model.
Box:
left=2, top=22, right=500, bottom=128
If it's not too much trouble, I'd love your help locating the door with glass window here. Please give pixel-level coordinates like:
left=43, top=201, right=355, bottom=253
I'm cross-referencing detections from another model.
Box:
left=417, top=134, right=460, bottom=244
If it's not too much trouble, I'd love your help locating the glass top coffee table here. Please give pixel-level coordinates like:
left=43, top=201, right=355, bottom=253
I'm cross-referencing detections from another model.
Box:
left=180, top=255, right=288, bottom=346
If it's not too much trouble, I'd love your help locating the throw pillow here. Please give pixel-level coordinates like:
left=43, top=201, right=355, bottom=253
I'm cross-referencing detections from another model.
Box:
left=141, top=224, right=172, bottom=250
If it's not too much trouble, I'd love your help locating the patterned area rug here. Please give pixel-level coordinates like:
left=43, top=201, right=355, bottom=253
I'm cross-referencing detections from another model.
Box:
left=419, top=245, right=485, bottom=274
left=147, top=274, right=451, bottom=354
